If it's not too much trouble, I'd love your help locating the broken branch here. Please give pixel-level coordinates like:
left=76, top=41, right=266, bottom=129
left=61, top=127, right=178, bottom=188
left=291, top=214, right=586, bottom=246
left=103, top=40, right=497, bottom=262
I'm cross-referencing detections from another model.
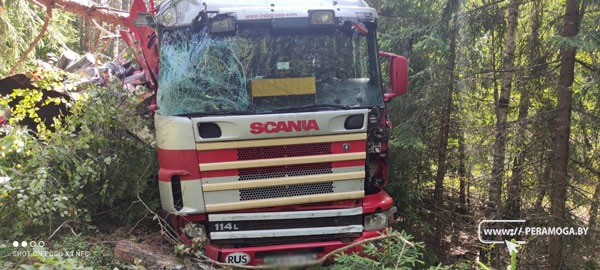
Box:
left=26, top=0, right=129, bottom=26
left=9, top=4, right=53, bottom=75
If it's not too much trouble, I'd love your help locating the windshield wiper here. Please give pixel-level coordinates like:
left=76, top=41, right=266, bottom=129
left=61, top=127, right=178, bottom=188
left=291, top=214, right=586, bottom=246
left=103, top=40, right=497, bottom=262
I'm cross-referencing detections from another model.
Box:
left=272, top=104, right=351, bottom=113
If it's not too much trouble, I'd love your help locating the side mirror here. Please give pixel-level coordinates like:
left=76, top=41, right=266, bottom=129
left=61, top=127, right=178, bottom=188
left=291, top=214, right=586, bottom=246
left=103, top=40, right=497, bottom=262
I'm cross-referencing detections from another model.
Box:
left=379, top=51, right=408, bottom=102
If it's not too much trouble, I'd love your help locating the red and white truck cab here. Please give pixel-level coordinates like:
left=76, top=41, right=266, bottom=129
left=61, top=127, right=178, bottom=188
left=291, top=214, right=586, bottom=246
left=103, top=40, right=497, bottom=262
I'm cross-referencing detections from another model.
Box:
left=126, top=0, right=408, bottom=266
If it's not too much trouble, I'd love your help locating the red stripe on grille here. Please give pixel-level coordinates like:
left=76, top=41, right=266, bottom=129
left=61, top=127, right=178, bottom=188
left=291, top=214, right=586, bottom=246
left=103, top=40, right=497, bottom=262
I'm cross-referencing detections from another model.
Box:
left=197, top=140, right=365, bottom=163
left=333, top=160, right=365, bottom=168
left=198, top=149, right=237, bottom=163
left=197, top=140, right=365, bottom=179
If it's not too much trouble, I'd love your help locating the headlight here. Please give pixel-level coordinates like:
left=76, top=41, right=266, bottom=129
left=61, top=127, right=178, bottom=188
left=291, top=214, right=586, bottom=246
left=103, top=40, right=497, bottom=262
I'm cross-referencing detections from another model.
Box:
left=364, top=207, right=397, bottom=231
left=182, top=222, right=207, bottom=239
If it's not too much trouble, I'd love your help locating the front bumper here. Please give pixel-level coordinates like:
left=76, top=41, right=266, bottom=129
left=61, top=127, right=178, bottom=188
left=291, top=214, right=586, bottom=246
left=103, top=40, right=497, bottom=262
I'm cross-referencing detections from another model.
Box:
left=205, top=229, right=386, bottom=266
left=178, top=191, right=396, bottom=266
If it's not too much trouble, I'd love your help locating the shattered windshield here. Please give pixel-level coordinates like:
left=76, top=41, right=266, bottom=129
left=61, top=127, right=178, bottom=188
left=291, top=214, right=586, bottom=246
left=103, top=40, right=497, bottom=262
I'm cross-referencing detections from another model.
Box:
left=157, top=22, right=382, bottom=116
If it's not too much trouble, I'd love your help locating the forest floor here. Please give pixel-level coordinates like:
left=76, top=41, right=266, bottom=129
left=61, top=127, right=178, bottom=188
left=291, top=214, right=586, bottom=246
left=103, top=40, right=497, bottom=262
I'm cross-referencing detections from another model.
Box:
left=95, top=208, right=486, bottom=269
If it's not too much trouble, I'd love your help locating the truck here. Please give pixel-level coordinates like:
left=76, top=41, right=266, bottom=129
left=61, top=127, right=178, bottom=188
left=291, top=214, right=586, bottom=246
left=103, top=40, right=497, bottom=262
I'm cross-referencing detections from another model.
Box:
left=122, top=0, right=408, bottom=266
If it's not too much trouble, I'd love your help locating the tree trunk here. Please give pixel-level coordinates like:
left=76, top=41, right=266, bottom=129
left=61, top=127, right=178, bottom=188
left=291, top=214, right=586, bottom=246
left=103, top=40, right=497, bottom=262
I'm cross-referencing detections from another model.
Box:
left=548, top=0, right=579, bottom=268
left=536, top=151, right=553, bottom=210
left=458, top=132, right=467, bottom=210
left=83, top=18, right=91, bottom=51
left=489, top=0, right=518, bottom=220
left=114, top=240, right=184, bottom=269
left=507, top=0, right=542, bottom=219
left=433, top=13, right=458, bottom=249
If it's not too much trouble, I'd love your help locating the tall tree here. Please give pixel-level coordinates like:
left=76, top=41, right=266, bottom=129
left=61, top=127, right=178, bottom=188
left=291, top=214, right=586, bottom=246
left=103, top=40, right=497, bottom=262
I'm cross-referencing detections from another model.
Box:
left=433, top=0, right=460, bottom=249
left=548, top=0, right=580, bottom=267
left=506, top=0, right=541, bottom=219
left=489, top=0, right=519, bottom=219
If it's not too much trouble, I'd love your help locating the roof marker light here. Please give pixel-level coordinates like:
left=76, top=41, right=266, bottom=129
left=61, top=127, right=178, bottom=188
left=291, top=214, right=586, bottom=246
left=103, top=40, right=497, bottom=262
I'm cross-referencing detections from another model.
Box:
left=310, top=10, right=335, bottom=25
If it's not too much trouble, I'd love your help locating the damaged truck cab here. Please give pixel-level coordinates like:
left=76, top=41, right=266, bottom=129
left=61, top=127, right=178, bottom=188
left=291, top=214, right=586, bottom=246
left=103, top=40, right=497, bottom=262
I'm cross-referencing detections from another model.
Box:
left=126, top=0, right=408, bottom=266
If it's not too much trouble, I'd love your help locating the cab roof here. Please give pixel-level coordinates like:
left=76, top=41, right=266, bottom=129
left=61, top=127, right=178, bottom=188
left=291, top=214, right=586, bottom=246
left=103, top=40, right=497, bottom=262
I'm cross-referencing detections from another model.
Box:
left=157, top=0, right=377, bottom=27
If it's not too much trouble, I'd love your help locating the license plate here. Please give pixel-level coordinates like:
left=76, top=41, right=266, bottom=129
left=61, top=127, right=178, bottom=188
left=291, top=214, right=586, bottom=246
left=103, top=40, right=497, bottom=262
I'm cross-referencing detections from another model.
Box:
left=263, top=253, right=317, bottom=266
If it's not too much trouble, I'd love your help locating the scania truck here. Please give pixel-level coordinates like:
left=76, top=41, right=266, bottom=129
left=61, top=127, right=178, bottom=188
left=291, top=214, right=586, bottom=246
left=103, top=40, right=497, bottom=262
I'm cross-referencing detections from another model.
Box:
left=123, top=0, right=408, bottom=266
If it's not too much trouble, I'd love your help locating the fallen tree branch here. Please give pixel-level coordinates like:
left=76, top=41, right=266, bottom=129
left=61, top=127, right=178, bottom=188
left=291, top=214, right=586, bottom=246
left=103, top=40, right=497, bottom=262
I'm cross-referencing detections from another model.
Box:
left=394, top=240, right=407, bottom=270
left=91, top=19, right=114, bottom=36
left=132, top=162, right=181, bottom=245
left=9, top=4, right=53, bottom=75
left=28, top=0, right=45, bottom=8
left=47, top=219, right=79, bottom=241
left=26, top=0, right=129, bottom=26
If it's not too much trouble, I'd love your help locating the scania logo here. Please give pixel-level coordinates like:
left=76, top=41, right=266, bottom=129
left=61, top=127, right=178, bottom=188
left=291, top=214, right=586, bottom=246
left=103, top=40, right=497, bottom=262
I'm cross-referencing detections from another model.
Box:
left=343, top=143, right=351, bottom=151
left=250, top=119, right=320, bottom=134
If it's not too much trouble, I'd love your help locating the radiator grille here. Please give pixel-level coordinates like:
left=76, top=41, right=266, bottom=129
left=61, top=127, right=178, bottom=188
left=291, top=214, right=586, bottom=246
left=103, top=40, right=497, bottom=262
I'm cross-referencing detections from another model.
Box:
left=199, top=135, right=365, bottom=211
left=237, top=143, right=336, bottom=200
left=240, top=182, right=334, bottom=201
left=239, top=163, right=332, bottom=181
left=237, top=143, right=331, bottom=160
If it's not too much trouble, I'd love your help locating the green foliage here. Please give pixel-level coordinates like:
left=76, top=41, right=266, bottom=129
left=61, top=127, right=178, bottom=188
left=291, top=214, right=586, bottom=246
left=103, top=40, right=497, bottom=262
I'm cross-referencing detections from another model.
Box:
left=0, top=0, right=79, bottom=76
left=550, top=35, right=600, bottom=52
left=52, top=235, right=126, bottom=269
left=20, top=246, right=89, bottom=270
left=0, top=68, right=71, bottom=133
left=330, top=230, right=428, bottom=270
left=0, top=67, right=158, bottom=238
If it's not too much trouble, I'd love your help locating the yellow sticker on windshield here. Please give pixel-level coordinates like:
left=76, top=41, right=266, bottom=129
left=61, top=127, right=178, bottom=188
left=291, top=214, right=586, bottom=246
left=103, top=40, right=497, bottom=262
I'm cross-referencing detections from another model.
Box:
left=251, top=77, right=316, bottom=97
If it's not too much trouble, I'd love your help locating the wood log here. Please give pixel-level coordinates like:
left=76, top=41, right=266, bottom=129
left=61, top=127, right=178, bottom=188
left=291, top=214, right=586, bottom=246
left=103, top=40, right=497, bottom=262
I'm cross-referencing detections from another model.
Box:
left=65, top=53, right=96, bottom=73
left=56, top=50, right=79, bottom=70
left=114, top=240, right=184, bottom=270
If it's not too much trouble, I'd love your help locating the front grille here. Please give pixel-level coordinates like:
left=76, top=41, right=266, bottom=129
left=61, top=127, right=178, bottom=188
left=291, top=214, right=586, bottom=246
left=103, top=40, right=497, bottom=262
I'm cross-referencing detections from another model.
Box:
left=238, top=143, right=331, bottom=160
left=209, top=215, right=361, bottom=232
left=237, top=142, right=336, bottom=200
left=240, top=182, right=334, bottom=201
left=199, top=137, right=365, bottom=213
left=239, top=163, right=332, bottom=181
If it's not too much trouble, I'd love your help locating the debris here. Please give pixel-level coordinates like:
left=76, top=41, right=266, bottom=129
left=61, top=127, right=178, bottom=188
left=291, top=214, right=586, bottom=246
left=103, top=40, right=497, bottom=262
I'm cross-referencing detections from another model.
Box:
left=114, top=240, right=185, bottom=270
